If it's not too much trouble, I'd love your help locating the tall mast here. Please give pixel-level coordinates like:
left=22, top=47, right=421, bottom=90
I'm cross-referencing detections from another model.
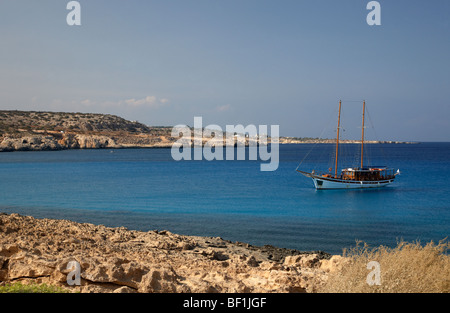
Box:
left=335, top=100, right=342, bottom=178
left=361, top=100, right=365, bottom=169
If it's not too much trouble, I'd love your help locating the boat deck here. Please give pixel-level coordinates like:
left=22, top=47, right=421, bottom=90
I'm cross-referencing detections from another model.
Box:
left=306, top=167, right=396, bottom=182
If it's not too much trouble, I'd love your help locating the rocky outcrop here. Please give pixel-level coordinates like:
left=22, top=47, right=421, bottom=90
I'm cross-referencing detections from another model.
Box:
left=0, top=135, right=62, bottom=152
left=0, top=134, right=119, bottom=152
left=0, top=110, right=177, bottom=152
left=74, top=134, right=117, bottom=149
left=0, top=213, right=337, bottom=293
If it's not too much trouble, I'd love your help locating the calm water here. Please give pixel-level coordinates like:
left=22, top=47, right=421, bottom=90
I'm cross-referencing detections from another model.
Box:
left=0, top=143, right=449, bottom=254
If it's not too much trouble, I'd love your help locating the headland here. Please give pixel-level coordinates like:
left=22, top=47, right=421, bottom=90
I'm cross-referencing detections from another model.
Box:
left=0, top=110, right=413, bottom=152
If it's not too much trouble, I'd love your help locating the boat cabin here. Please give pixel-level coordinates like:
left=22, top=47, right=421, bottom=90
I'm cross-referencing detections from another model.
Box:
left=341, top=166, right=396, bottom=181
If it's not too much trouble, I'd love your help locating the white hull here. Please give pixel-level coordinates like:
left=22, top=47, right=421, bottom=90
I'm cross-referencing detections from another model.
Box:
left=311, top=176, right=394, bottom=190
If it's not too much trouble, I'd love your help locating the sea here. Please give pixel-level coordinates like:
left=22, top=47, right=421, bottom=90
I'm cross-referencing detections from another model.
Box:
left=0, top=143, right=449, bottom=255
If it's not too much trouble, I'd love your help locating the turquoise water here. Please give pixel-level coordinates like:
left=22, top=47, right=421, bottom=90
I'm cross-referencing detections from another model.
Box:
left=0, top=143, right=449, bottom=254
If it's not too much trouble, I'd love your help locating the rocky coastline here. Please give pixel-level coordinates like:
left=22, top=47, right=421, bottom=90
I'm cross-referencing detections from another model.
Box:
left=0, top=131, right=415, bottom=153
left=0, top=110, right=414, bottom=152
left=0, top=132, right=174, bottom=152
left=0, top=213, right=343, bottom=293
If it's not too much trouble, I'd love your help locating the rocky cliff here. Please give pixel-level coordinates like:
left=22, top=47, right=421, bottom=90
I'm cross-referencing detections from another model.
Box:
left=0, top=213, right=343, bottom=293
left=0, top=110, right=268, bottom=152
left=0, top=110, right=176, bottom=152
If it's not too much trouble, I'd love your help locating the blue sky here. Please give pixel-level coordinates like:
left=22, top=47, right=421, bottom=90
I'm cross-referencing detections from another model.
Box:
left=0, top=0, right=449, bottom=141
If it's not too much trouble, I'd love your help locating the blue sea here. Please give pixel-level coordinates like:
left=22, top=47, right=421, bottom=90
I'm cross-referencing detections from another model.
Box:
left=0, top=143, right=449, bottom=255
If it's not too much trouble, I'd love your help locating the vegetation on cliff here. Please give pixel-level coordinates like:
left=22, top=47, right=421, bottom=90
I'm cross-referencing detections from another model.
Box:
left=0, top=110, right=175, bottom=151
left=0, top=110, right=157, bottom=134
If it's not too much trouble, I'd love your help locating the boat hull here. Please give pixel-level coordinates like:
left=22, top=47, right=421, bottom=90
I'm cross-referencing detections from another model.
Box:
left=311, top=176, right=394, bottom=190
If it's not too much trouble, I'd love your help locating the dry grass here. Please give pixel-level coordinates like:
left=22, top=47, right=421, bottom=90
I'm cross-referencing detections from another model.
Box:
left=319, top=239, right=450, bottom=293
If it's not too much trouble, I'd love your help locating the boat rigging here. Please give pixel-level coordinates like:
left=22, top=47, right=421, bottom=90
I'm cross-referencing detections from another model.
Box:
left=297, top=100, right=400, bottom=189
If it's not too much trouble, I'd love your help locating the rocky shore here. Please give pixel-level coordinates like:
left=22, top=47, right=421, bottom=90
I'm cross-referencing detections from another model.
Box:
left=0, top=110, right=413, bottom=152
left=0, top=132, right=174, bottom=152
left=0, top=213, right=343, bottom=293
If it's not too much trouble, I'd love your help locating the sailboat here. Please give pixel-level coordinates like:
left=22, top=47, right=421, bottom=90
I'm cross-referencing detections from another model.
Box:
left=297, top=100, right=400, bottom=189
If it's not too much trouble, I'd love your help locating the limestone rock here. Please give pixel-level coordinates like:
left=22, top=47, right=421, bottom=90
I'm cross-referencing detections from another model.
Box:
left=284, top=254, right=321, bottom=268
left=0, top=213, right=338, bottom=293
left=75, top=135, right=117, bottom=149
left=319, top=255, right=348, bottom=273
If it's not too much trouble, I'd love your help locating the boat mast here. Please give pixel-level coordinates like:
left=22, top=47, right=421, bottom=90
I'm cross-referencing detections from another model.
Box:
left=335, top=100, right=342, bottom=178
left=361, top=100, right=365, bottom=169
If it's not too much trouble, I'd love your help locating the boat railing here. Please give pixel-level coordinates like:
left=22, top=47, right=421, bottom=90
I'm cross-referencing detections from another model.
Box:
left=311, top=168, right=397, bottom=181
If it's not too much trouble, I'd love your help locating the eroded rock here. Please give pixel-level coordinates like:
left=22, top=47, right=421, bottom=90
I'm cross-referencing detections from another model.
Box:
left=0, top=213, right=338, bottom=293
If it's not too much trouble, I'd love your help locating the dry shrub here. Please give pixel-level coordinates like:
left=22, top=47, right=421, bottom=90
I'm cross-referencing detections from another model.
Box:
left=319, top=239, right=450, bottom=293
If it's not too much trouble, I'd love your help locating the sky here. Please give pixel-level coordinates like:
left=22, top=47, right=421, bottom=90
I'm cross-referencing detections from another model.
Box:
left=0, top=0, right=449, bottom=142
